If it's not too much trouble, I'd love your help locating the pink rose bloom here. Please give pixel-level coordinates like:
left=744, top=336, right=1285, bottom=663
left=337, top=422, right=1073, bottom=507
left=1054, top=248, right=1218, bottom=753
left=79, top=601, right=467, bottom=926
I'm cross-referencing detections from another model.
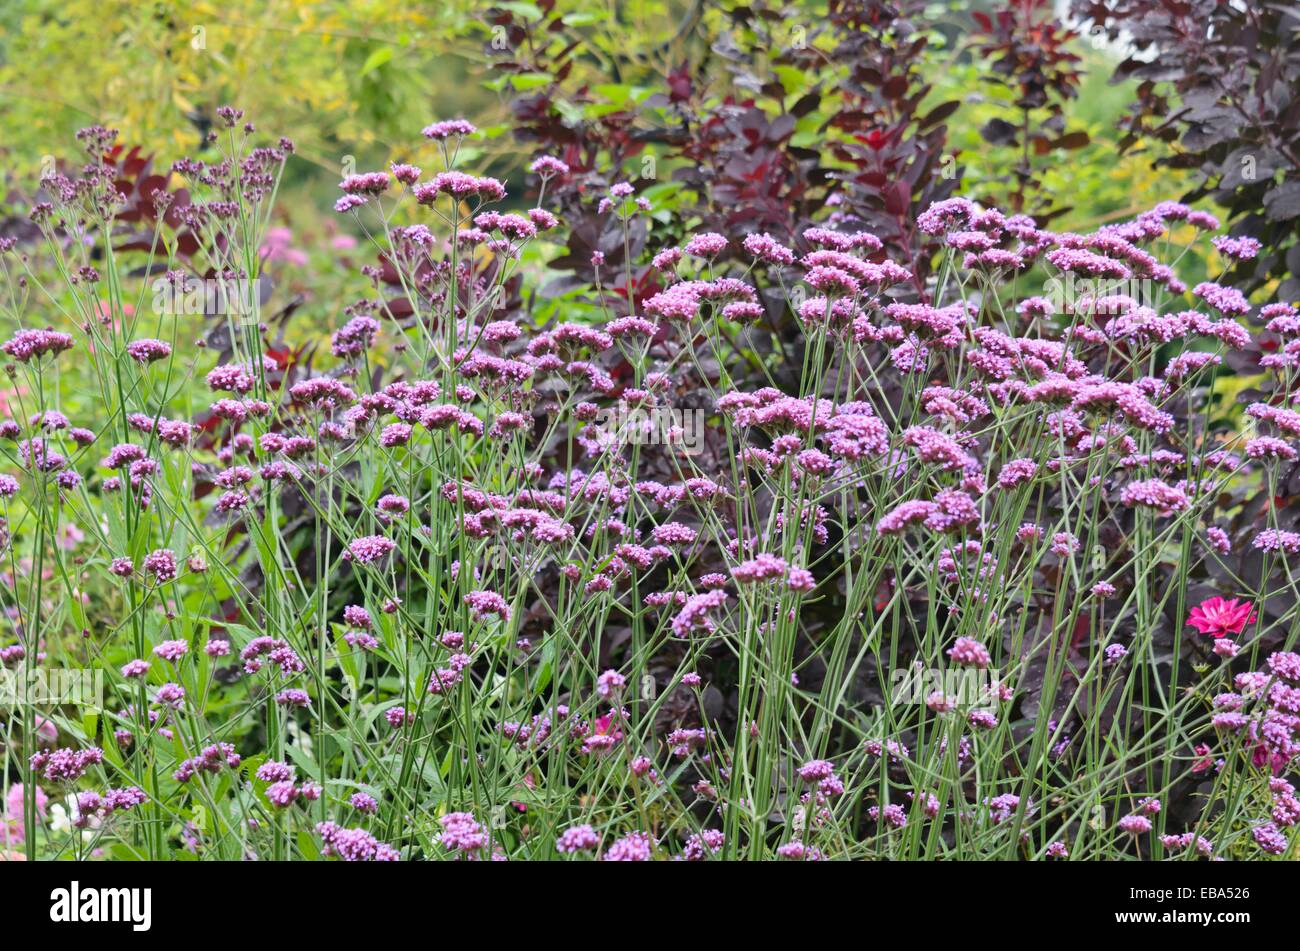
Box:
left=1186, top=597, right=1257, bottom=638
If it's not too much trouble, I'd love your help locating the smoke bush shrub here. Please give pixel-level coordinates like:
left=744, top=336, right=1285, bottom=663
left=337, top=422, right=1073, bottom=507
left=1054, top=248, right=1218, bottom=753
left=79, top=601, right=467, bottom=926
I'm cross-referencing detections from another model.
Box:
left=1075, top=0, right=1300, bottom=300
left=489, top=0, right=961, bottom=294
left=1, top=110, right=1299, bottom=861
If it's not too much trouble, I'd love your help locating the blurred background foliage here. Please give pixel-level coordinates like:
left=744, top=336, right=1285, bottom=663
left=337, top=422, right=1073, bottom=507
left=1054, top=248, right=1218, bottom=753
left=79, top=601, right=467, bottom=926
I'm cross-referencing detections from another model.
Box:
left=0, top=0, right=1267, bottom=303
left=0, top=1, right=494, bottom=178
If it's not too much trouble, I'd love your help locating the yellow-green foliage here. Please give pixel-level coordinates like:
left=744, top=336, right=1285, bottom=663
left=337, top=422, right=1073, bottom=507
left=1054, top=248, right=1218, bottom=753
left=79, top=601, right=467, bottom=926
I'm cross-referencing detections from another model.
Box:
left=0, top=0, right=495, bottom=178
left=932, top=50, right=1197, bottom=233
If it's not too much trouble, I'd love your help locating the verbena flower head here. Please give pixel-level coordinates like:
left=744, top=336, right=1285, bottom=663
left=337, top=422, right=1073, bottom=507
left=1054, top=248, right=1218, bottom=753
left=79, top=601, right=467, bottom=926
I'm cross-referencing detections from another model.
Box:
left=422, top=119, right=477, bottom=140
left=345, top=535, right=396, bottom=565
left=2, top=328, right=75, bottom=362
left=556, top=824, right=599, bottom=853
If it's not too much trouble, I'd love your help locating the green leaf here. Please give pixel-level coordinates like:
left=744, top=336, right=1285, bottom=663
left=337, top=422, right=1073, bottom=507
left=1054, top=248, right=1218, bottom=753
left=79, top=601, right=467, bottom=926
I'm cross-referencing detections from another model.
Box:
left=360, top=47, right=393, bottom=76
left=591, top=83, right=633, bottom=107
left=509, top=72, right=554, bottom=91
left=285, top=743, right=322, bottom=780
left=298, top=830, right=321, bottom=860
left=498, top=1, right=543, bottom=21
left=109, top=841, right=147, bottom=861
